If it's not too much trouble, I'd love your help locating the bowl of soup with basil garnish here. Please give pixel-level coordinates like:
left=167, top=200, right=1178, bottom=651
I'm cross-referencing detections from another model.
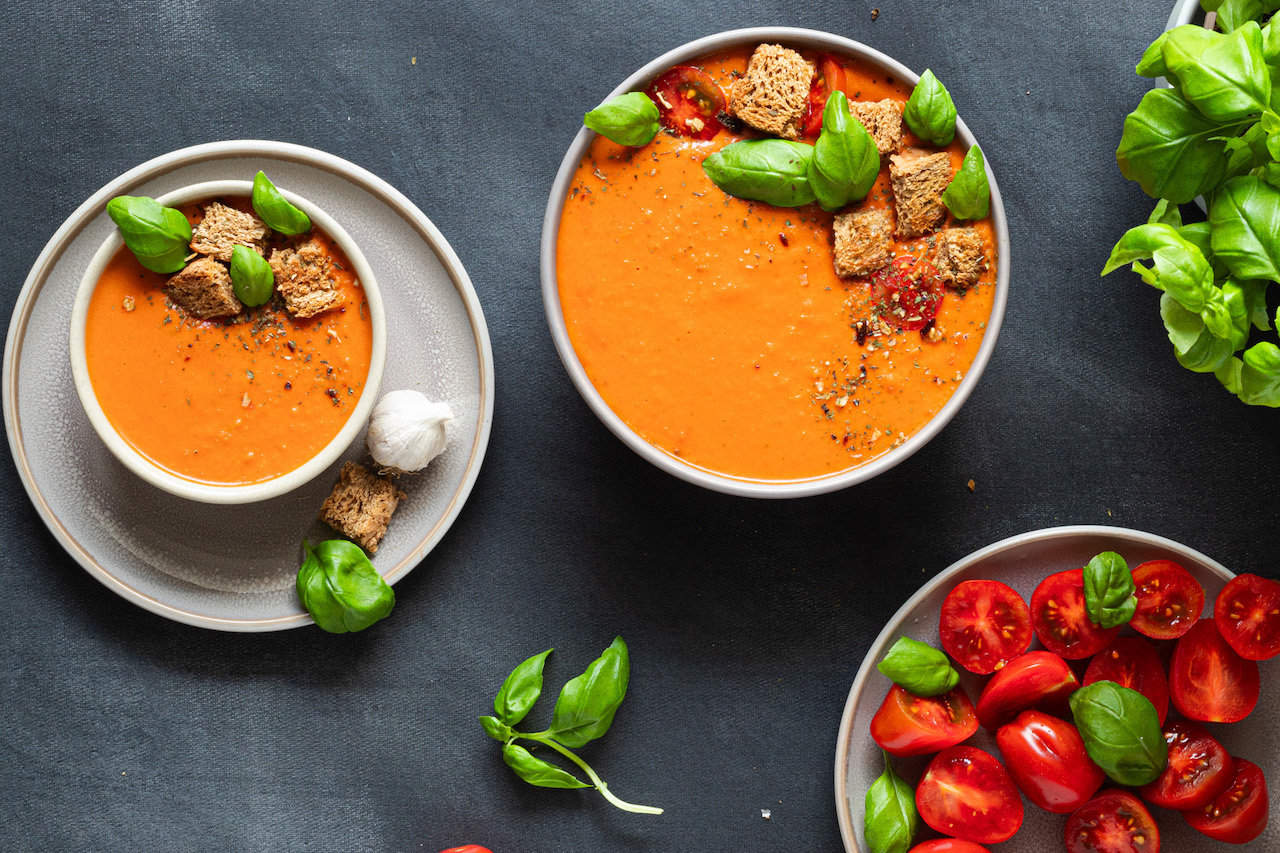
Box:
left=542, top=28, right=1009, bottom=497
left=69, top=177, right=386, bottom=504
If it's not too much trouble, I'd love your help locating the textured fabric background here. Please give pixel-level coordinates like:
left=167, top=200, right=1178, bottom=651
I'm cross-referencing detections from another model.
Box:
left=2, top=1, right=1275, bottom=850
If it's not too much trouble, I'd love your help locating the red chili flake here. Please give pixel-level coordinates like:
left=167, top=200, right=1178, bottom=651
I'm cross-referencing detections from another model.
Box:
left=778, top=232, right=789, bottom=247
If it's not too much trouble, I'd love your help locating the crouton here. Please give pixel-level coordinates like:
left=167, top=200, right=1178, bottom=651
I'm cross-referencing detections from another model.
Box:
left=889, top=150, right=952, bottom=237
left=850, top=99, right=904, bottom=155
left=165, top=257, right=240, bottom=320
left=318, top=461, right=406, bottom=554
left=933, top=228, right=986, bottom=291
left=268, top=240, right=343, bottom=318
left=188, top=202, right=268, bottom=262
left=833, top=208, right=893, bottom=278
left=729, top=44, right=814, bottom=140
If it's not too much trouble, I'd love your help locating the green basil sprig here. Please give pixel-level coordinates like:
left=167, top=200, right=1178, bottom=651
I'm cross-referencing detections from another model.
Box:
left=808, top=91, right=879, bottom=212
left=876, top=637, right=958, bottom=697
left=295, top=540, right=395, bottom=633
left=863, top=751, right=918, bottom=853
left=702, top=139, right=816, bottom=207
left=1070, top=680, right=1168, bottom=786
left=252, top=170, right=311, bottom=235
left=229, top=245, right=275, bottom=307
left=1082, top=551, right=1136, bottom=629
left=941, top=145, right=990, bottom=220
left=903, top=69, right=957, bottom=146
left=477, top=638, right=662, bottom=815
left=106, top=195, right=193, bottom=274
left=584, top=92, right=661, bottom=147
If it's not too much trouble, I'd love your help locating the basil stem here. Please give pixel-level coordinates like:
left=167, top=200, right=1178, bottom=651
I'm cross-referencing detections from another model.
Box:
left=295, top=540, right=395, bottom=633
left=863, top=751, right=918, bottom=853
left=903, top=69, right=957, bottom=146
left=584, top=91, right=661, bottom=147
left=106, top=195, right=193, bottom=274
left=876, top=637, right=959, bottom=696
left=808, top=91, right=880, bottom=212
left=229, top=245, right=275, bottom=307
left=1070, top=680, right=1168, bottom=786
left=1082, top=551, right=1136, bottom=629
left=941, top=145, right=990, bottom=220
left=702, top=139, right=816, bottom=207
left=252, top=170, right=311, bottom=235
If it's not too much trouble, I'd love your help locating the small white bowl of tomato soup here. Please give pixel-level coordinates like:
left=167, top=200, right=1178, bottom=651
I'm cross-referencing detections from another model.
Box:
left=69, top=179, right=387, bottom=504
left=541, top=27, right=1010, bottom=498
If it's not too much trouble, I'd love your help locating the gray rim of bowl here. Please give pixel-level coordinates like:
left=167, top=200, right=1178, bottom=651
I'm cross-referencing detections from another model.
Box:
left=2, top=140, right=495, bottom=631
left=540, top=26, right=1011, bottom=498
left=831, top=524, right=1236, bottom=852
left=66, top=179, right=388, bottom=504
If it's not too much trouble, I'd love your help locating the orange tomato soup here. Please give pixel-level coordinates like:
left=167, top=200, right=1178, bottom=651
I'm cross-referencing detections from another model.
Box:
left=84, top=200, right=374, bottom=486
left=556, top=48, right=998, bottom=480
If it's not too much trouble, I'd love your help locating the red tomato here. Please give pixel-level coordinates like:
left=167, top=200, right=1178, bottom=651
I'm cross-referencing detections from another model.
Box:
left=646, top=66, right=725, bottom=140
left=939, top=580, right=1033, bottom=674
left=870, top=684, right=978, bottom=756
left=1185, top=757, right=1269, bottom=844
left=1138, top=720, right=1233, bottom=811
left=1214, top=572, right=1280, bottom=660
left=1030, top=569, right=1121, bottom=659
left=1065, top=790, right=1160, bottom=853
left=801, top=54, right=847, bottom=137
left=908, top=841, right=990, bottom=853
left=916, top=746, right=1023, bottom=844
left=869, top=256, right=943, bottom=332
left=439, top=848, right=492, bottom=853
left=1130, top=559, right=1204, bottom=639
left=1169, top=619, right=1260, bottom=723
left=976, top=650, right=1079, bottom=729
left=996, top=710, right=1105, bottom=814
left=1083, top=636, right=1169, bottom=725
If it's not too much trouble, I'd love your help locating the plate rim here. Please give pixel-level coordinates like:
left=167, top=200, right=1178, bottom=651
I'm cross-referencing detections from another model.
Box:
left=2, top=139, right=496, bottom=631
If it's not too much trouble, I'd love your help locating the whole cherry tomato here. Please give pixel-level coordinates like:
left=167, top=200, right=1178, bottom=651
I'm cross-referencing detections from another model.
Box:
left=1031, top=569, right=1120, bottom=659
left=1185, top=757, right=1269, bottom=844
left=908, top=841, right=990, bottom=853
left=939, top=580, right=1033, bottom=674
left=439, top=847, right=492, bottom=853
left=870, top=684, right=978, bottom=756
left=1083, top=636, right=1169, bottom=725
left=976, top=650, right=1078, bottom=729
left=1169, top=619, right=1260, bottom=723
left=1065, top=790, right=1159, bottom=853
left=1138, top=720, right=1233, bottom=811
left=1130, top=559, right=1204, bottom=639
left=996, top=710, right=1105, bottom=814
left=916, top=746, right=1024, bottom=845
left=1214, top=572, right=1280, bottom=660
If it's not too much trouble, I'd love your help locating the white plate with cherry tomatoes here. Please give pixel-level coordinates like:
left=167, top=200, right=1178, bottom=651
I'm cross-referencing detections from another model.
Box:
left=835, top=525, right=1280, bottom=852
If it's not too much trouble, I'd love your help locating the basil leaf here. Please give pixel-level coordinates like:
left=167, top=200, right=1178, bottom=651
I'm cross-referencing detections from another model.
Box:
left=863, top=751, right=918, bottom=853
left=807, top=91, right=879, bottom=211
left=494, top=648, right=552, bottom=726
left=106, top=195, right=193, bottom=274
left=295, top=540, right=395, bottom=633
left=1164, top=21, right=1271, bottom=122
left=941, top=145, right=990, bottom=220
left=1263, top=11, right=1280, bottom=73
left=1070, top=681, right=1168, bottom=786
left=702, top=139, right=816, bottom=207
left=229, top=245, right=274, bottom=307
left=549, top=636, right=629, bottom=748
left=1082, top=551, right=1137, bottom=629
left=1137, top=30, right=1171, bottom=78
left=252, top=170, right=311, bottom=235
left=1209, top=176, right=1280, bottom=279
left=479, top=715, right=512, bottom=742
left=1117, top=88, right=1231, bottom=203
left=1149, top=199, right=1183, bottom=227
left=876, top=637, right=959, bottom=697
left=1237, top=340, right=1280, bottom=404
left=1103, top=223, right=1234, bottom=338
left=1217, top=0, right=1280, bottom=33
left=501, top=743, right=590, bottom=789
left=583, top=91, right=660, bottom=147
left=903, top=69, right=956, bottom=146
left=1161, top=293, right=1237, bottom=372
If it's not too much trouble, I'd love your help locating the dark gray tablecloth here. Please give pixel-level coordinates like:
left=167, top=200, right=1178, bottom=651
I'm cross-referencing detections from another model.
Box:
left=3, top=1, right=1274, bottom=850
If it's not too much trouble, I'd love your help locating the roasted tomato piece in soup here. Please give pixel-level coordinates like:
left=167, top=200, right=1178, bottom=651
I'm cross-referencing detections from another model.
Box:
left=646, top=66, right=725, bottom=139
left=908, top=842, right=990, bottom=853
left=1065, top=790, right=1160, bottom=853
left=996, top=710, right=1105, bottom=814
left=1083, top=636, right=1169, bottom=725
left=976, top=650, right=1078, bottom=729
left=1030, top=569, right=1121, bottom=659
left=1138, top=720, right=1233, bottom=811
left=1185, top=756, right=1269, bottom=844
left=1169, top=619, right=1260, bottom=723
left=1130, top=559, right=1204, bottom=639
left=1214, top=572, right=1280, bottom=660
left=801, top=54, right=847, bottom=137
left=916, top=746, right=1024, bottom=844
left=870, top=684, right=978, bottom=756
left=869, top=256, right=943, bottom=332
left=939, top=580, right=1032, bottom=674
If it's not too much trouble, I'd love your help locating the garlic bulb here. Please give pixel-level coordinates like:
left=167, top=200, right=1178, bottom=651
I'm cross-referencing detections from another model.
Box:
left=366, top=389, right=454, bottom=473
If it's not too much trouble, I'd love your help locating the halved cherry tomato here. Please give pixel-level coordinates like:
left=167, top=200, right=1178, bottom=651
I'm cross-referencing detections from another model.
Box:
left=869, top=256, right=943, bottom=332
left=976, top=650, right=1078, bottom=729
left=1065, top=790, right=1159, bottom=853
left=1185, top=756, right=1269, bottom=844
left=1030, top=569, right=1121, bottom=659
left=939, top=580, right=1033, bottom=674
left=801, top=54, right=847, bottom=137
left=1130, top=559, right=1204, bottom=640
left=916, top=746, right=1023, bottom=844
left=1138, top=721, right=1233, bottom=811
left=646, top=66, right=725, bottom=140
left=1169, top=619, right=1260, bottom=723
left=1214, top=572, right=1280, bottom=660
left=1083, top=636, right=1169, bottom=725
left=908, top=841, right=990, bottom=853
left=996, top=710, right=1105, bottom=814
left=870, top=684, right=978, bottom=756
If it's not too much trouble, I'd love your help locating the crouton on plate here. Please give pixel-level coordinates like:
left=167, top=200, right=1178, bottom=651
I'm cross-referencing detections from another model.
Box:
left=269, top=239, right=343, bottom=318
left=933, top=228, right=986, bottom=291
left=165, top=257, right=240, bottom=320
left=889, top=150, right=952, bottom=238
left=850, top=99, right=905, bottom=155
left=319, top=462, right=406, bottom=554
left=188, top=201, right=268, bottom=262
left=833, top=208, right=894, bottom=278
left=729, top=43, right=814, bottom=140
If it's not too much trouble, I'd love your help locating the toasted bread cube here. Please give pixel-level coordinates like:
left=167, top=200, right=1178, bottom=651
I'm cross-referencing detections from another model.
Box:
left=165, top=257, right=240, bottom=320
left=933, top=228, right=986, bottom=291
left=729, top=44, right=814, bottom=140
left=833, top=208, right=893, bottom=278
left=319, top=462, right=406, bottom=554
left=268, top=239, right=343, bottom=318
left=889, top=150, right=952, bottom=238
left=189, top=202, right=268, bottom=262
left=851, top=99, right=905, bottom=155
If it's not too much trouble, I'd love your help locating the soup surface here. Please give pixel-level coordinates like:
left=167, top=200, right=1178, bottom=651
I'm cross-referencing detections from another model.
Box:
left=84, top=201, right=374, bottom=485
left=556, top=48, right=998, bottom=480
